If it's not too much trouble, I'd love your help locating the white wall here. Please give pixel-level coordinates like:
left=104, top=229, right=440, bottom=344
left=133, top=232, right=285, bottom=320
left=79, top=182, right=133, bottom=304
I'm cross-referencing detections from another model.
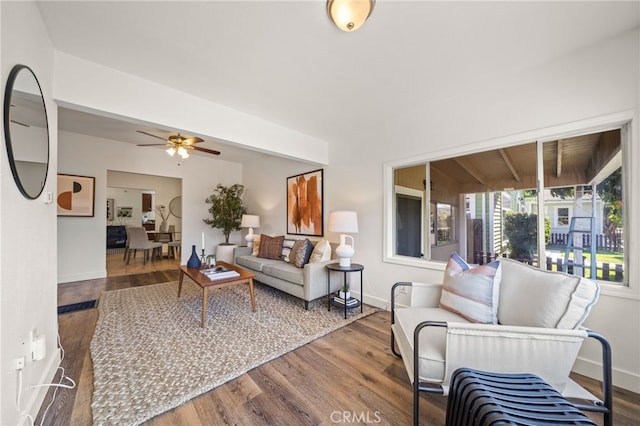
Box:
left=53, top=52, right=330, bottom=165
left=0, top=2, right=59, bottom=424
left=58, top=131, right=242, bottom=283
left=243, top=30, right=640, bottom=392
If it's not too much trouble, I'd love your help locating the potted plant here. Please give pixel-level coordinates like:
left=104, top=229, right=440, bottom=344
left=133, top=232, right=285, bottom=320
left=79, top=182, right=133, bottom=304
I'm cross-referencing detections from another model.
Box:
left=204, top=183, right=247, bottom=253
left=155, top=204, right=170, bottom=233
left=339, top=282, right=350, bottom=300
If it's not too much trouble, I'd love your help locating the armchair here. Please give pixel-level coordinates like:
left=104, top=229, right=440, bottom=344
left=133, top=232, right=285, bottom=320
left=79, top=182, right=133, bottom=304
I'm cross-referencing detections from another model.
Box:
left=390, top=255, right=612, bottom=426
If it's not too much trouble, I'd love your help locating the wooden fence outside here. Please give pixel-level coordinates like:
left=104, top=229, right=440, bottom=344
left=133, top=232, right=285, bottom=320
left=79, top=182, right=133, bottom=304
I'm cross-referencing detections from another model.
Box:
left=548, top=230, right=624, bottom=251
left=474, top=252, right=624, bottom=283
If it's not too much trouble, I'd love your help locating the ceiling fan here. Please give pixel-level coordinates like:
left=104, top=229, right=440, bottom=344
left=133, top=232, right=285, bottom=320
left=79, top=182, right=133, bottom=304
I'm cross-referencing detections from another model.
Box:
left=136, top=130, right=220, bottom=159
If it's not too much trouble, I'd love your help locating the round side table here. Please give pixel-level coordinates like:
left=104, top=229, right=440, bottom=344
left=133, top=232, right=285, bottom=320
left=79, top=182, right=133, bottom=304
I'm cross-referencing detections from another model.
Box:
left=326, top=263, right=364, bottom=319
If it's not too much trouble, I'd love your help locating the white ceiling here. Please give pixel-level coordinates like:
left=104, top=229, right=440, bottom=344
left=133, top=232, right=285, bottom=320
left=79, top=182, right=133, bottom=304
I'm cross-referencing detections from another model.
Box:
left=36, top=1, right=640, bottom=159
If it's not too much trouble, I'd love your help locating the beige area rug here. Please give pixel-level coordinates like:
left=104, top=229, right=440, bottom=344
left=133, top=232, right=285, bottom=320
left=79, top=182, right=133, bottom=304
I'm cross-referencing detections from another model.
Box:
left=90, top=280, right=376, bottom=425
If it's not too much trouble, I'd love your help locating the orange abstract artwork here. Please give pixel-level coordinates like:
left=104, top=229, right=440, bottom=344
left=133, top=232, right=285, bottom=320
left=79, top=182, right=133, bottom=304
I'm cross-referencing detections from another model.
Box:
left=287, top=169, right=323, bottom=236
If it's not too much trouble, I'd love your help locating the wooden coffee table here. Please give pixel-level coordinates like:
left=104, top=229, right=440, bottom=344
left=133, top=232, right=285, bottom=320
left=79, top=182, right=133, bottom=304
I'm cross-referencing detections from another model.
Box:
left=177, top=261, right=256, bottom=327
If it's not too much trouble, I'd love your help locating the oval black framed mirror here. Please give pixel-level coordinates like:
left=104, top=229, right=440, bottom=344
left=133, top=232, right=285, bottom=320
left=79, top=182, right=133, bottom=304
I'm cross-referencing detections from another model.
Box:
left=3, top=64, right=50, bottom=199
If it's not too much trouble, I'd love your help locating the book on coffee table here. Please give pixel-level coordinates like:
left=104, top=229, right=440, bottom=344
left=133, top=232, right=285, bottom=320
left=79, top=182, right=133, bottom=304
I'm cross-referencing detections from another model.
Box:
left=200, top=266, right=240, bottom=280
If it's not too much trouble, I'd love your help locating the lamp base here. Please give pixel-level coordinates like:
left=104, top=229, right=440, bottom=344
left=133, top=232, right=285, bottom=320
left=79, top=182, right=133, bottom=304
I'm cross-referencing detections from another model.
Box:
left=338, top=257, right=352, bottom=268
left=335, top=236, right=355, bottom=268
left=245, top=228, right=255, bottom=248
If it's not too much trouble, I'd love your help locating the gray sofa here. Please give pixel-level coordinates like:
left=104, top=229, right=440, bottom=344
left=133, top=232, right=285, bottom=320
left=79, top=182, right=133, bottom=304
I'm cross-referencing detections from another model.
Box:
left=233, top=243, right=341, bottom=309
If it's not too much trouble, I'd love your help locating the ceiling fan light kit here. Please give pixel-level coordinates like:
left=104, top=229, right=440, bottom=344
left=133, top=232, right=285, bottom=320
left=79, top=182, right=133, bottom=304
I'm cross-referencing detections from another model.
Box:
left=137, top=130, right=221, bottom=160
left=327, top=0, right=375, bottom=32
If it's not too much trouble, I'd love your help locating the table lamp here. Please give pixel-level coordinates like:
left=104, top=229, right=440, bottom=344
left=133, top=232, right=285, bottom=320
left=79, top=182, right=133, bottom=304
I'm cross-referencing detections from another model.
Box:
left=328, top=211, right=359, bottom=267
left=240, top=214, right=260, bottom=248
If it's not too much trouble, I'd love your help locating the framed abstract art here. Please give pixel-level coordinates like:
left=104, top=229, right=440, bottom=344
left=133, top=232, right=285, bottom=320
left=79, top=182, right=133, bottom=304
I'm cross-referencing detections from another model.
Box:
left=286, top=169, right=323, bottom=236
left=57, top=174, right=95, bottom=217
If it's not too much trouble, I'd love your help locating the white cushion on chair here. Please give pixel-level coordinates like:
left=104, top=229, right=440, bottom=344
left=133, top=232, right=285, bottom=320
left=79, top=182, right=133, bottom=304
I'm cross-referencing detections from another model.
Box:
left=393, top=307, right=469, bottom=384
left=497, top=258, right=599, bottom=329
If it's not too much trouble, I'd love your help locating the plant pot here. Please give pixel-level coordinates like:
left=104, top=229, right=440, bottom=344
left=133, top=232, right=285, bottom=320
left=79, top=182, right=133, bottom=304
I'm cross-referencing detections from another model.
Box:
left=216, top=244, right=237, bottom=264
left=339, top=291, right=351, bottom=300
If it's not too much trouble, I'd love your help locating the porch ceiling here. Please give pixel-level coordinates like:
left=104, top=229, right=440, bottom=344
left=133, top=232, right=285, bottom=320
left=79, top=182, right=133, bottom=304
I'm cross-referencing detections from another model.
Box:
left=430, top=129, right=621, bottom=195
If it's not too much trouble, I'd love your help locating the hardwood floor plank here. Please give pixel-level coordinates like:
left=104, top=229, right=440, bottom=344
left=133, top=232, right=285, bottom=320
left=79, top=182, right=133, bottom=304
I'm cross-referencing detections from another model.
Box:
left=43, top=264, right=639, bottom=426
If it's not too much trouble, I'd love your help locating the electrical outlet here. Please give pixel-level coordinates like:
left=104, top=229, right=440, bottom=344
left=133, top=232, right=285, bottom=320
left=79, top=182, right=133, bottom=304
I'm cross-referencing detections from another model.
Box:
left=14, top=357, right=25, bottom=370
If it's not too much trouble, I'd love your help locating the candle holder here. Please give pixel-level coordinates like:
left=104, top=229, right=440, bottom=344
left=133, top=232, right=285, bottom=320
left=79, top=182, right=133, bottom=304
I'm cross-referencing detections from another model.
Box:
left=200, top=249, right=207, bottom=266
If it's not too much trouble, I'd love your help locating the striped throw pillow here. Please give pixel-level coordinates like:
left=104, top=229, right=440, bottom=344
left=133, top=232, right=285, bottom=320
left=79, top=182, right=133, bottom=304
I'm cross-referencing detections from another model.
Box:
left=281, top=239, right=297, bottom=262
left=439, top=252, right=501, bottom=324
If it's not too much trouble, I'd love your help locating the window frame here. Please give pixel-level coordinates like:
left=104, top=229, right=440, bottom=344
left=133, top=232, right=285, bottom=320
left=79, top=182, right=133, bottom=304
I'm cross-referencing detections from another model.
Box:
left=382, top=111, right=636, bottom=298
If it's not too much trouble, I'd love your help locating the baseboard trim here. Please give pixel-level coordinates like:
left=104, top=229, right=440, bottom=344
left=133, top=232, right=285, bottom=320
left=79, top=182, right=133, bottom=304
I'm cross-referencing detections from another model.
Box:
left=19, top=348, right=62, bottom=426
left=573, top=356, right=640, bottom=394
left=58, top=269, right=106, bottom=284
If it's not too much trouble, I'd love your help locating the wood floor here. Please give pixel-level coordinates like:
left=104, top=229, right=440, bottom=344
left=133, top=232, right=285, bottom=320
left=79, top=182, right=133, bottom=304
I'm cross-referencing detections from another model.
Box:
left=40, top=256, right=639, bottom=425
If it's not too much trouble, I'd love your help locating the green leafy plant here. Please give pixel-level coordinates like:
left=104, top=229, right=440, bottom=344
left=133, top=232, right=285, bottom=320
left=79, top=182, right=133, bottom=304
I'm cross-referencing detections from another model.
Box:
left=203, top=184, right=247, bottom=244
left=504, top=212, right=538, bottom=260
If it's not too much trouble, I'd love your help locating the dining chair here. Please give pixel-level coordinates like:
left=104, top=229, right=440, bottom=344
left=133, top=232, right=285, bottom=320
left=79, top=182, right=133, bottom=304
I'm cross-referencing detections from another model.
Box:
left=125, top=226, right=163, bottom=264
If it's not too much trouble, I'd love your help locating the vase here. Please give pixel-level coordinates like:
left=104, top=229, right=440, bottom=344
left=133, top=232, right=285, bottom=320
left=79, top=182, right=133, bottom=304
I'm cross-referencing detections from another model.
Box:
left=160, top=220, right=168, bottom=233
left=187, top=245, right=201, bottom=268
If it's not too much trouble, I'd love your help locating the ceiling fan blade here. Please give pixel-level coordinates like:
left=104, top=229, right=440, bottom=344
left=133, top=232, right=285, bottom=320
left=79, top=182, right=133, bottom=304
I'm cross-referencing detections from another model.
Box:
left=136, top=130, right=166, bottom=141
left=10, top=119, right=30, bottom=127
left=183, top=137, right=204, bottom=146
left=190, top=145, right=221, bottom=155
left=136, top=143, right=168, bottom=147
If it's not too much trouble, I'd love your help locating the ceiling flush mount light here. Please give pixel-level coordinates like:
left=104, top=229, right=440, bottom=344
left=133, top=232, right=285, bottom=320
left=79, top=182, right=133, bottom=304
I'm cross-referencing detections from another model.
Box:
left=327, top=0, right=375, bottom=32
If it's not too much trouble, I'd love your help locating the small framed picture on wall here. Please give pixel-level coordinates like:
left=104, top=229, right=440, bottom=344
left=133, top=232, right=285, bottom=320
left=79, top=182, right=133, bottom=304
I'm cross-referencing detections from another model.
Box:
left=57, top=174, right=95, bottom=217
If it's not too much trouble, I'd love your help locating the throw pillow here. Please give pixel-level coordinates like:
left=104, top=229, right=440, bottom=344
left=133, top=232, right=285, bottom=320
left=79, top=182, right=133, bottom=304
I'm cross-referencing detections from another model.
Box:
left=497, top=257, right=599, bottom=329
left=292, top=239, right=314, bottom=268
left=439, top=252, right=501, bottom=324
left=258, top=235, right=285, bottom=260
left=289, top=240, right=305, bottom=264
left=281, top=238, right=297, bottom=262
left=309, top=239, right=332, bottom=263
left=251, top=235, right=261, bottom=256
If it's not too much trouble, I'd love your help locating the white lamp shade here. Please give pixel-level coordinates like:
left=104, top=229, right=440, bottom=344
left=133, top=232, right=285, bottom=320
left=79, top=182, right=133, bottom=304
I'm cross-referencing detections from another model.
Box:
left=240, top=214, right=260, bottom=228
left=328, top=211, right=358, bottom=234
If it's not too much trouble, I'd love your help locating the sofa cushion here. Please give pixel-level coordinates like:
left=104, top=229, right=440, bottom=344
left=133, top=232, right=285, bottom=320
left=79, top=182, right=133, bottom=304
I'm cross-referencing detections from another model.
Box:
left=309, top=239, right=332, bottom=263
left=439, top=253, right=501, bottom=324
left=289, top=240, right=304, bottom=264
left=258, top=235, right=285, bottom=260
left=393, top=307, right=469, bottom=384
left=281, top=238, right=297, bottom=262
left=262, top=262, right=305, bottom=285
left=498, top=258, right=600, bottom=329
left=235, top=255, right=281, bottom=272
left=291, top=239, right=313, bottom=267
left=251, top=235, right=261, bottom=256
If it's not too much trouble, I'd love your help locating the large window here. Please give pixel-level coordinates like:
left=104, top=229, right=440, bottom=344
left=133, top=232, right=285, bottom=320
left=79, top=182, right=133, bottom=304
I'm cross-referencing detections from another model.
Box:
left=384, top=120, right=629, bottom=286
